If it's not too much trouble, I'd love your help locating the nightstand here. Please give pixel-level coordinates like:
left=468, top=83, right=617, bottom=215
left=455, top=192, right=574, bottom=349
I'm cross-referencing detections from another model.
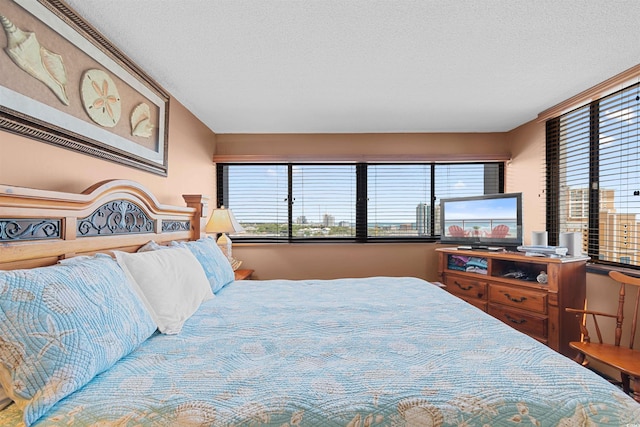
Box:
left=234, top=269, right=254, bottom=280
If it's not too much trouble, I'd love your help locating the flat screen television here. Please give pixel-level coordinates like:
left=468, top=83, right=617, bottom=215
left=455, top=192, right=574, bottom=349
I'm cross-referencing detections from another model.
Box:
left=440, top=192, right=523, bottom=248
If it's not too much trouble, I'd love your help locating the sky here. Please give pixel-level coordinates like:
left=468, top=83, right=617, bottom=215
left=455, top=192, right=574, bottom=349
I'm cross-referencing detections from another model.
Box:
left=444, top=197, right=518, bottom=221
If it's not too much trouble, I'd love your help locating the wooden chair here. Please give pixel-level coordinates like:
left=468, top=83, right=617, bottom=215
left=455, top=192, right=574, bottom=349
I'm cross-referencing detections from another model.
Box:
left=448, top=225, right=467, bottom=237
left=565, top=270, right=640, bottom=402
left=486, top=224, right=509, bottom=238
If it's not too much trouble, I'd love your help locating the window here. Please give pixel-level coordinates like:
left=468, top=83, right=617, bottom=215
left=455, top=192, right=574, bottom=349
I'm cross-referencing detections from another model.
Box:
left=291, top=165, right=356, bottom=238
left=367, top=165, right=431, bottom=237
left=547, top=82, right=640, bottom=268
left=217, top=162, right=504, bottom=242
left=223, top=164, right=289, bottom=238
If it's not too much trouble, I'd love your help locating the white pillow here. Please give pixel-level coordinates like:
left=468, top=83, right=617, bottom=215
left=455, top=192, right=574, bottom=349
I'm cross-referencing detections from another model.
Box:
left=137, top=240, right=168, bottom=252
left=115, top=248, right=214, bottom=334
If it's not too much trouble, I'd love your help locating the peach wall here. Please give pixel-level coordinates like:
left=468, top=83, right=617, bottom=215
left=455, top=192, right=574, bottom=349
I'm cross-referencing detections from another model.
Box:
left=0, top=99, right=216, bottom=206
left=506, top=120, right=547, bottom=244
left=215, top=132, right=510, bottom=161
left=234, top=242, right=443, bottom=281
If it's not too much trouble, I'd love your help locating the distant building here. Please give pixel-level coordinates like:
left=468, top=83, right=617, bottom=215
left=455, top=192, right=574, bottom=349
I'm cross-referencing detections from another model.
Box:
left=564, top=187, right=639, bottom=264
left=296, top=215, right=308, bottom=224
left=322, top=214, right=335, bottom=227
left=416, top=203, right=430, bottom=235
left=600, top=211, right=639, bottom=265
left=566, top=188, right=614, bottom=221
left=399, top=224, right=414, bottom=232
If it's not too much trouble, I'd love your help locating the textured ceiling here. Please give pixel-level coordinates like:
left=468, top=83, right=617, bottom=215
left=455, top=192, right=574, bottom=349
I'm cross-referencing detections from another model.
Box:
left=63, top=0, right=640, bottom=134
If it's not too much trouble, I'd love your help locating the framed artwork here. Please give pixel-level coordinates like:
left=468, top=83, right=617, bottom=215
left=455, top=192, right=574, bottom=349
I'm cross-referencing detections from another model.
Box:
left=0, top=0, right=169, bottom=175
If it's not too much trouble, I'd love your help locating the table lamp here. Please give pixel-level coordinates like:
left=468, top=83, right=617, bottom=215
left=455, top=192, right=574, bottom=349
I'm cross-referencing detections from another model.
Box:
left=205, top=206, right=244, bottom=269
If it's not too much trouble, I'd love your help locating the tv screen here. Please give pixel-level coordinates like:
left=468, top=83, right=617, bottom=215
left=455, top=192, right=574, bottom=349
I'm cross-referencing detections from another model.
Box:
left=440, top=192, right=523, bottom=248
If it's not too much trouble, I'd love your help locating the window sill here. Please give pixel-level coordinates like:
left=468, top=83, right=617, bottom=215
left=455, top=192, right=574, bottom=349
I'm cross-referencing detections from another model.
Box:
left=586, top=262, right=640, bottom=278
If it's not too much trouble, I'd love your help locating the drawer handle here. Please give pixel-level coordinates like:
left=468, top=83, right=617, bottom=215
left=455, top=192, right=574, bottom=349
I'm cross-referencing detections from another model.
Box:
left=505, top=314, right=527, bottom=324
left=454, top=281, right=473, bottom=291
left=503, top=293, right=527, bottom=303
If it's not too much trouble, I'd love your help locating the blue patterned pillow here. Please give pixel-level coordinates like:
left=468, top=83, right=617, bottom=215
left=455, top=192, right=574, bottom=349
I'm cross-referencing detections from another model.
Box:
left=0, top=255, right=156, bottom=426
left=173, top=237, right=235, bottom=293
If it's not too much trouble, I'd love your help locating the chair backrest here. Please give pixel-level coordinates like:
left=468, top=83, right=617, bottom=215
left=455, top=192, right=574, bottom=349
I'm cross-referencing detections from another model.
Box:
left=448, top=225, right=466, bottom=237
left=488, top=224, right=510, bottom=238
left=608, top=270, right=640, bottom=349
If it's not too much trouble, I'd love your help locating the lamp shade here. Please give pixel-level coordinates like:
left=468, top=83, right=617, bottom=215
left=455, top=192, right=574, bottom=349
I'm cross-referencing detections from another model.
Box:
left=205, top=206, right=244, bottom=234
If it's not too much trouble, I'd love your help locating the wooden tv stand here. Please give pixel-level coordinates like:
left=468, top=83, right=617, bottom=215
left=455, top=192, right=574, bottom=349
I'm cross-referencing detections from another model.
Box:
left=436, top=247, right=587, bottom=358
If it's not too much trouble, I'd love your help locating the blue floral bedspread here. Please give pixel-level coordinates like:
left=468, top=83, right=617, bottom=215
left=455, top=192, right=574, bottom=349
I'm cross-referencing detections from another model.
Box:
left=2, top=277, right=639, bottom=426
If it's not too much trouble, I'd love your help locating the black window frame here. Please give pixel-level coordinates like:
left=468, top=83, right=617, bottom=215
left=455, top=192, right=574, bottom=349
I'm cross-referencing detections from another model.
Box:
left=217, top=161, right=505, bottom=243
left=546, top=82, right=640, bottom=270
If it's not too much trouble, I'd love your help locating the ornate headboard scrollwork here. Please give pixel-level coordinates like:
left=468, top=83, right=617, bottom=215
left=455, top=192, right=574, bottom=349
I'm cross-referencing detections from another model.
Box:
left=0, top=180, right=208, bottom=270
left=0, top=219, right=61, bottom=241
left=77, top=200, right=155, bottom=237
left=162, top=220, right=191, bottom=232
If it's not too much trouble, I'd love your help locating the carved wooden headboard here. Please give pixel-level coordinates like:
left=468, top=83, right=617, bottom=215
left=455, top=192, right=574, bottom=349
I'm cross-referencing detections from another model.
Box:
left=0, top=180, right=209, bottom=270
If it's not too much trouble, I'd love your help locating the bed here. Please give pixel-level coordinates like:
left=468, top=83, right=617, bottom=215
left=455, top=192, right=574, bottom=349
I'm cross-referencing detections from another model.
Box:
left=1, top=180, right=639, bottom=426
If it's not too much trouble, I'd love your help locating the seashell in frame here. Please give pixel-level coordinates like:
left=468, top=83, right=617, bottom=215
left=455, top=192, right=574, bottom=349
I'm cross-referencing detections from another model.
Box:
left=80, top=69, right=122, bottom=127
left=130, top=102, right=154, bottom=137
left=0, top=14, right=70, bottom=105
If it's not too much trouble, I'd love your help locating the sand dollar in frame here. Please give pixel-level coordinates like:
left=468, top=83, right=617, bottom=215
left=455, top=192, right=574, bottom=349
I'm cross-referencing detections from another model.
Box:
left=80, top=69, right=121, bottom=127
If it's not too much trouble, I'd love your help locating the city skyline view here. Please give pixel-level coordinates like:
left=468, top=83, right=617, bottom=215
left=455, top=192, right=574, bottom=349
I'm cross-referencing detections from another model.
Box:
left=225, top=163, right=495, bottom=238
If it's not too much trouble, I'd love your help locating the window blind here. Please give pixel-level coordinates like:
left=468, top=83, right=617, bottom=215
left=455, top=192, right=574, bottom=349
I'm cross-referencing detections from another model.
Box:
left=218, top=161, right=504, bottom=242
left=291, top=164, right=356, bottom=238
left=547, top=82, right=640, bottom=267
left=368, top=165, right=431, bottom=237
left=598, top=85, right=640, bottom=265
left=221, top=164, right=289, bottom=239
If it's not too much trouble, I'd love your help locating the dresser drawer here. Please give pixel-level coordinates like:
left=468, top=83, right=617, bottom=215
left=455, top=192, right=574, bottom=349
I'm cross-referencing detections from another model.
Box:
left=445, top=276, right=487, bottom=300
left=488, top=304, right=548, bottom=339
left=459, top=295, right=488, bottom=312
left=489, top=284, right=547, bottom=314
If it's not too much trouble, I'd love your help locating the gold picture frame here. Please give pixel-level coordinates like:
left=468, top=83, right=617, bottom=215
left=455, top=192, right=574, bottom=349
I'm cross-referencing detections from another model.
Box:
left=0, top=0, right=169, bottom=176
